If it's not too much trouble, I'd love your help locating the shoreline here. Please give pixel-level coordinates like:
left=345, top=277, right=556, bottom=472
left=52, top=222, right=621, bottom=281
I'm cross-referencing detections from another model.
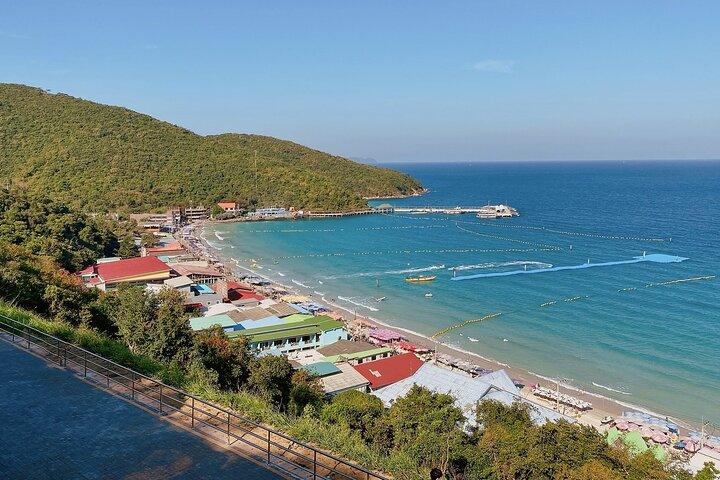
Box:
left=191, top=222, right=699, bottom=434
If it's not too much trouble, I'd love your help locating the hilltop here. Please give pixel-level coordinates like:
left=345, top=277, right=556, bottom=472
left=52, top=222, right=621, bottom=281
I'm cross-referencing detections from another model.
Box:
left=0, top=84, right=423, bottom=212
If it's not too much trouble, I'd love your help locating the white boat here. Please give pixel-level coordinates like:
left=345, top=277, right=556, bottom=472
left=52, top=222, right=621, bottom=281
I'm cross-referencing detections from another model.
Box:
left=476, top=204, right=519, bottom=219
left=424, top=292, right=433, bottom=298
left=375, top=296, right=387, bottom=302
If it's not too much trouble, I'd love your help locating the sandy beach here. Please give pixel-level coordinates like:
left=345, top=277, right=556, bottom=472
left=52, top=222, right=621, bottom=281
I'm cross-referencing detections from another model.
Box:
left=185, top=223, right=696, bottom=434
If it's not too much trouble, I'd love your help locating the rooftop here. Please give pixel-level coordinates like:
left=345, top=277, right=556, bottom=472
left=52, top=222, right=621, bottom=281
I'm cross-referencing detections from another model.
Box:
left=78, top=256, right=171, bottom=283
left=352, top=353, right=424, bottom=389
left=317, top=339, right=379, bottom=357
left=318, top=362, right=370, bottom=395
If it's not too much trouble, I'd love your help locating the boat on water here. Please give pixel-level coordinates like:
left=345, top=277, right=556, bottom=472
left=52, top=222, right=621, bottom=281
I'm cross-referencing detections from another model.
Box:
left=405, top=275, right=437, bottom=283
left=375, top=296, right=387, bottom=302
left=424, top=292, right=433, bottom=298
left=476, top=204, right=519, bottom=219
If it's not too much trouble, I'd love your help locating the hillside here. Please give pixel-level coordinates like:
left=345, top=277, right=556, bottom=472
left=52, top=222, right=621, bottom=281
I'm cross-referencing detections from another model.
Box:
left=0, top=84, right=423, bottom=212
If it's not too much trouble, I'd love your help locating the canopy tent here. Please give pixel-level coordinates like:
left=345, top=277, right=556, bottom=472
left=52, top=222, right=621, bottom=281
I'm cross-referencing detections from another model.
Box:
left=606, top=427, right=620, bottom=445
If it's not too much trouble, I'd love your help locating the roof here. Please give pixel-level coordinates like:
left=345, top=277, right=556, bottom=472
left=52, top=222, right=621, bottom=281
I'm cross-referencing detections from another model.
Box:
left=164, top=275, right=193, bottom=288
left=193, top=283, right=215, bottom=295
left=322, top=347, right=393, bottom=364
left=78, top=256, right=170, bottom=283
left=204, top=303, right=241, bottom=316
left=264, top=302, right=301, bottom=318
left=145, top=242, right=185, bottom=254
left=172, top=264, right=224, bottom=278
left=301, top=362, right=341, bottom=378
left=352, top=353, right=424, bottom=389
left=190, top=314, right=237, bottom=331
left=228, top=315, right=344, bottom=343
left=688, top=448, right=720, bottom=475
left=281, top=314, right=315, bottom=324
left=319, top=363, right=370, bottom=395
left=372, top=363, right=570, bottom=426
left=368, top=328, right=404, bottom=342
left=227, top=307, right=274, bottom=322
left=317, top=340, right=379, bottom=357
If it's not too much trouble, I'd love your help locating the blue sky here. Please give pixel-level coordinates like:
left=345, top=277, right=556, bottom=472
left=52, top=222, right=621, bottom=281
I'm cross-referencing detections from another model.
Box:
left=2, top=1, right=719, bottom=162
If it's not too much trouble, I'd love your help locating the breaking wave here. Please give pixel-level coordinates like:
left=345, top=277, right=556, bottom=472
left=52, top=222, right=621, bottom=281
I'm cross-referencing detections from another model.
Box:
left=449, top=261, right=553, bottom=271
left=337, top=296, right=379, bottom=312
left=291, top=279, right=311, bottom=288
left=592, top=382, right=632, bottom=395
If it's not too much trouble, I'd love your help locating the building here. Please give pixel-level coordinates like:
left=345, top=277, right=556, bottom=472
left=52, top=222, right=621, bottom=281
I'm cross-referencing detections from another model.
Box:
left=184, top=205, right=208, bottom=222
left=228, top=315, right=347, bottom=354
left=372, top=363, right=570, bottom=426
left=163, top=275, right=194, bottom=295
left=143, top=240, right=187, bottom=257
left=77, top=257, right=171, bottom=291
left=316, top=340, right=393, bottom=365
left=170, top=264, right=225, bottom=285
left=368, top=328, right=405, bottom=345
left=352, top=353, right=424, bottom=390
left=302, top=362, right=370, bottom=396
left=217, top=201, right=239, bottom=213
left=249, top=207, right=288, bottom=218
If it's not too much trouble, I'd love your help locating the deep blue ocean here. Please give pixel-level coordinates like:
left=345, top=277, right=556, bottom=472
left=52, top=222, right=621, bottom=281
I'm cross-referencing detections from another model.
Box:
left=206, top=161, right=719, bottom=424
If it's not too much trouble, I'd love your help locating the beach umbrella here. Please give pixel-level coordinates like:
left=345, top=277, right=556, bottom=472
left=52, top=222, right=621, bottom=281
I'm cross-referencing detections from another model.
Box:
left=616, top=422, right=630, bottom=431
left=627, top=423, right=640, bottom=432
left=674, top=441, right=686, bottom=450
left=667, top=423, right=679, bottom=433
left=641, top=427, right=654, bottom=439
left=684, top=441, right=700, bottom=453
left=652, top=432, right=669, bottom=444
left=652, top=445, right=668, bottom=463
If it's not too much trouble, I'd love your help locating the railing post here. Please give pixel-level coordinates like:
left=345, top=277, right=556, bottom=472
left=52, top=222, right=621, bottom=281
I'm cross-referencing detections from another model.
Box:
left=57, top=338, right=61, bottom=364
left=191, top=397, right=195, bottom=428
left=227, top=412, right=231, bottom=444
left=267, top=430, right=271, bottom=464
left=25, top=324, right=30, bottom=349
left=159, top=384, right=163, bottom=414
left=131, top=373, right=135, bottom=400
left=313, top=450, right=317, bottom=480
left=84, top=351, right=87, bottom=377
left=64, top=344, right=68, bottom=366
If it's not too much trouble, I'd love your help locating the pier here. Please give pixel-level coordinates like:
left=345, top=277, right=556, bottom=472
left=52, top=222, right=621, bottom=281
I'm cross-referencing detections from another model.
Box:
left=308, top=205, right=513, bottom=218
left=394, top=206, right=492, bottom=214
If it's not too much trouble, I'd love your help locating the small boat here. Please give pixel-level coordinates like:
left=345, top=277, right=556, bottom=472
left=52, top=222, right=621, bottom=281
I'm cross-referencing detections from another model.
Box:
left=375, top=296, right=387, bottom=302
left=405, top=275, right=437, bottom=283
left=424, top=292, right=433, bottom=298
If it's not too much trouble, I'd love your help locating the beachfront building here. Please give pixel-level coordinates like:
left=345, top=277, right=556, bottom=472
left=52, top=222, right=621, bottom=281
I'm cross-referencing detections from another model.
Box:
left=372, top=363, right=570, bottom=426
left=316, top=340, right=393, bottom=365
left=301, top=362, right=370, bottom=396
left=170, top=263, right=225, bottom=285
left=368, top=328, right=405, bottom=346
left=249, top=207, right=288, bottom=218
left=353, top=352, right=425, bottom=390
left=229, top=315, right=347, bottom=354
left=184, top=205, right=208, bottom=222
left=142, top=240, right=186, bottom=257
left=77, top=256, right=171, bottom=291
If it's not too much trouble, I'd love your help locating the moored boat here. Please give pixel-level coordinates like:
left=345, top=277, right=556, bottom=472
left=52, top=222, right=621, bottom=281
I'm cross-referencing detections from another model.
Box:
left=476, top=204, right=519, bottom=218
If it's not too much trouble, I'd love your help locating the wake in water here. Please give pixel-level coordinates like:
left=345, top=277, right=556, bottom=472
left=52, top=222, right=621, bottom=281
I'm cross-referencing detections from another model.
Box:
left=592, top=382, right=632, bottom=395
left=320, top=264, right=445, bottom=280
left=291, top=279, right=311, bottom=288
left=449, top=261, right=553, bottom=272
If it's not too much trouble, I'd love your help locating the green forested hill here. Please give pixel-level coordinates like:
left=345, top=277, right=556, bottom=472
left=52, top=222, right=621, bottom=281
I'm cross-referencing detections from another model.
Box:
left=0, top=84, right=423, bottom=212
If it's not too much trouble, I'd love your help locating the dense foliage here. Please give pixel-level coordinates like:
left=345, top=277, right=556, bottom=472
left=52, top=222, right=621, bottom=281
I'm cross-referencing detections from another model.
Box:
left=0, top=83, right=423, bottom=212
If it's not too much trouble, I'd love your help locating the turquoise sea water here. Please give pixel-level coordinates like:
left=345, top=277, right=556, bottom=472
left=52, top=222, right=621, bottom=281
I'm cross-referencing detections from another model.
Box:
left=206, top=161, right=719, bottom=425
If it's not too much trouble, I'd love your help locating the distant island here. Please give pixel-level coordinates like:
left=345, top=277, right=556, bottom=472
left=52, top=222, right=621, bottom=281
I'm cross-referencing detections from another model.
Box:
left=0, top=84, right=423, bottom=213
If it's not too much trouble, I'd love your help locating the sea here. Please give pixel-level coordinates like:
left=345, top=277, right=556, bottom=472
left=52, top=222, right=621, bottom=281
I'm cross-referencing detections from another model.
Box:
left=204, top=161, right=720, bottom=425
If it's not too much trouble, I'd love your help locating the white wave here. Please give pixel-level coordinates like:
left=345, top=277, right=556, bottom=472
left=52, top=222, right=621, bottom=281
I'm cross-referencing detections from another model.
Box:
left=291, top=279, right=311, bottom=288
left=214, top=231, right=226, bottom=241
left=467, top=337, right=479, bottom=342
left=277, top=272, right=285, bottom=277
left=337, top=296, right=379, bottom=312
left=313, top=290, right=326, bottom=296
left=592, top=382, right=632, bottom=395
left=317, top=280, right=324, bottom=284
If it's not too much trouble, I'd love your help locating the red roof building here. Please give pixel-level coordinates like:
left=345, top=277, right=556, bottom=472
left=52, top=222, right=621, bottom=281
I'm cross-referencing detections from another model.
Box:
left=212, top=281, right=264, bottom=302
left=352, top=353, right=424, bottom=390
left=77, top=257, right=171, bottom=290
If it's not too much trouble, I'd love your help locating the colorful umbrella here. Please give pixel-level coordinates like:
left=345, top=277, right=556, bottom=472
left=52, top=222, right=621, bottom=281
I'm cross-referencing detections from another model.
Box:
left=684, top=441, right=700, bottom=453
left=641, top=427, right=654, bottom=438
left=652, top=432, right=668, bottom=444
left=615, top=422, right=629, bottom=431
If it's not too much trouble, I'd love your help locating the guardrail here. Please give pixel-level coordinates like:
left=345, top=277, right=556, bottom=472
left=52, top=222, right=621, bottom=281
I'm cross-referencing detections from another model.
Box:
left=0, top=314, right=390, bottom=480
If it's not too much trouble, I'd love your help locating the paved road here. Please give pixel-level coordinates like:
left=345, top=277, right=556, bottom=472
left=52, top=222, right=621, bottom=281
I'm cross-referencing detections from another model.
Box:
left=0, top=340, right=283, bottom=480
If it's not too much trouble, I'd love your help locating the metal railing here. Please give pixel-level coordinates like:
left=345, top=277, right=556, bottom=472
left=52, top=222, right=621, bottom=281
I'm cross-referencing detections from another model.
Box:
left=0, top=314, right=389, bottom=480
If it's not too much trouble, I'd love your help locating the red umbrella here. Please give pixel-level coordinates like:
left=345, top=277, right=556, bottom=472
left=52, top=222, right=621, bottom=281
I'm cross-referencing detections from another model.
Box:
left=615, top=422, right=630, bottom=431
left=652, top=432, right=668, bottom=444
left=684, top=441, right=700, bottom=453
left=627, top=424, right=640, bottom=432
left=641, top=427, right=654, bottom=439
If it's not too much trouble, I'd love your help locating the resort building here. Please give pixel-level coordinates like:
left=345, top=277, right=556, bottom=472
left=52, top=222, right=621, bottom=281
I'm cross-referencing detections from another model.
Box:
left=77, top=256, right=171, bottom=291
left=352, top=352, right=424, bottom=390
left=316, top=340, right=393, bottom=365
left=169, top=263, right=225, bottom=285
left=302, top=362, right=370, bottom=396
left=372, top=363, right=570, bottom=426
left=228, top=315, right=347, bottom=354
left=184, top=205, right=208, bottom=222
left=142, top=240, right=186, bottom=257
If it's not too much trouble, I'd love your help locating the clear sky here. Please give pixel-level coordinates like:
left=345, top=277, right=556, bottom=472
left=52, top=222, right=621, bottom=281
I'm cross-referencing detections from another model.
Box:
left=2, top=1, right=719, bottom=162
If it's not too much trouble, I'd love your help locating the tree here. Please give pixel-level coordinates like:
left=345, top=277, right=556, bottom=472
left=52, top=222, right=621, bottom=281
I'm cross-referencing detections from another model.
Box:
left=117, top=236, right=137, bottom=258
left=195, top=326, right=252, bottom=391
left=248, top=355, right=294, bottom=410
left=288, top=369, right=324, bottom=417
left=111, top=286, right=193, bottom=363
left=321, top=389, right=385, bottom=441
